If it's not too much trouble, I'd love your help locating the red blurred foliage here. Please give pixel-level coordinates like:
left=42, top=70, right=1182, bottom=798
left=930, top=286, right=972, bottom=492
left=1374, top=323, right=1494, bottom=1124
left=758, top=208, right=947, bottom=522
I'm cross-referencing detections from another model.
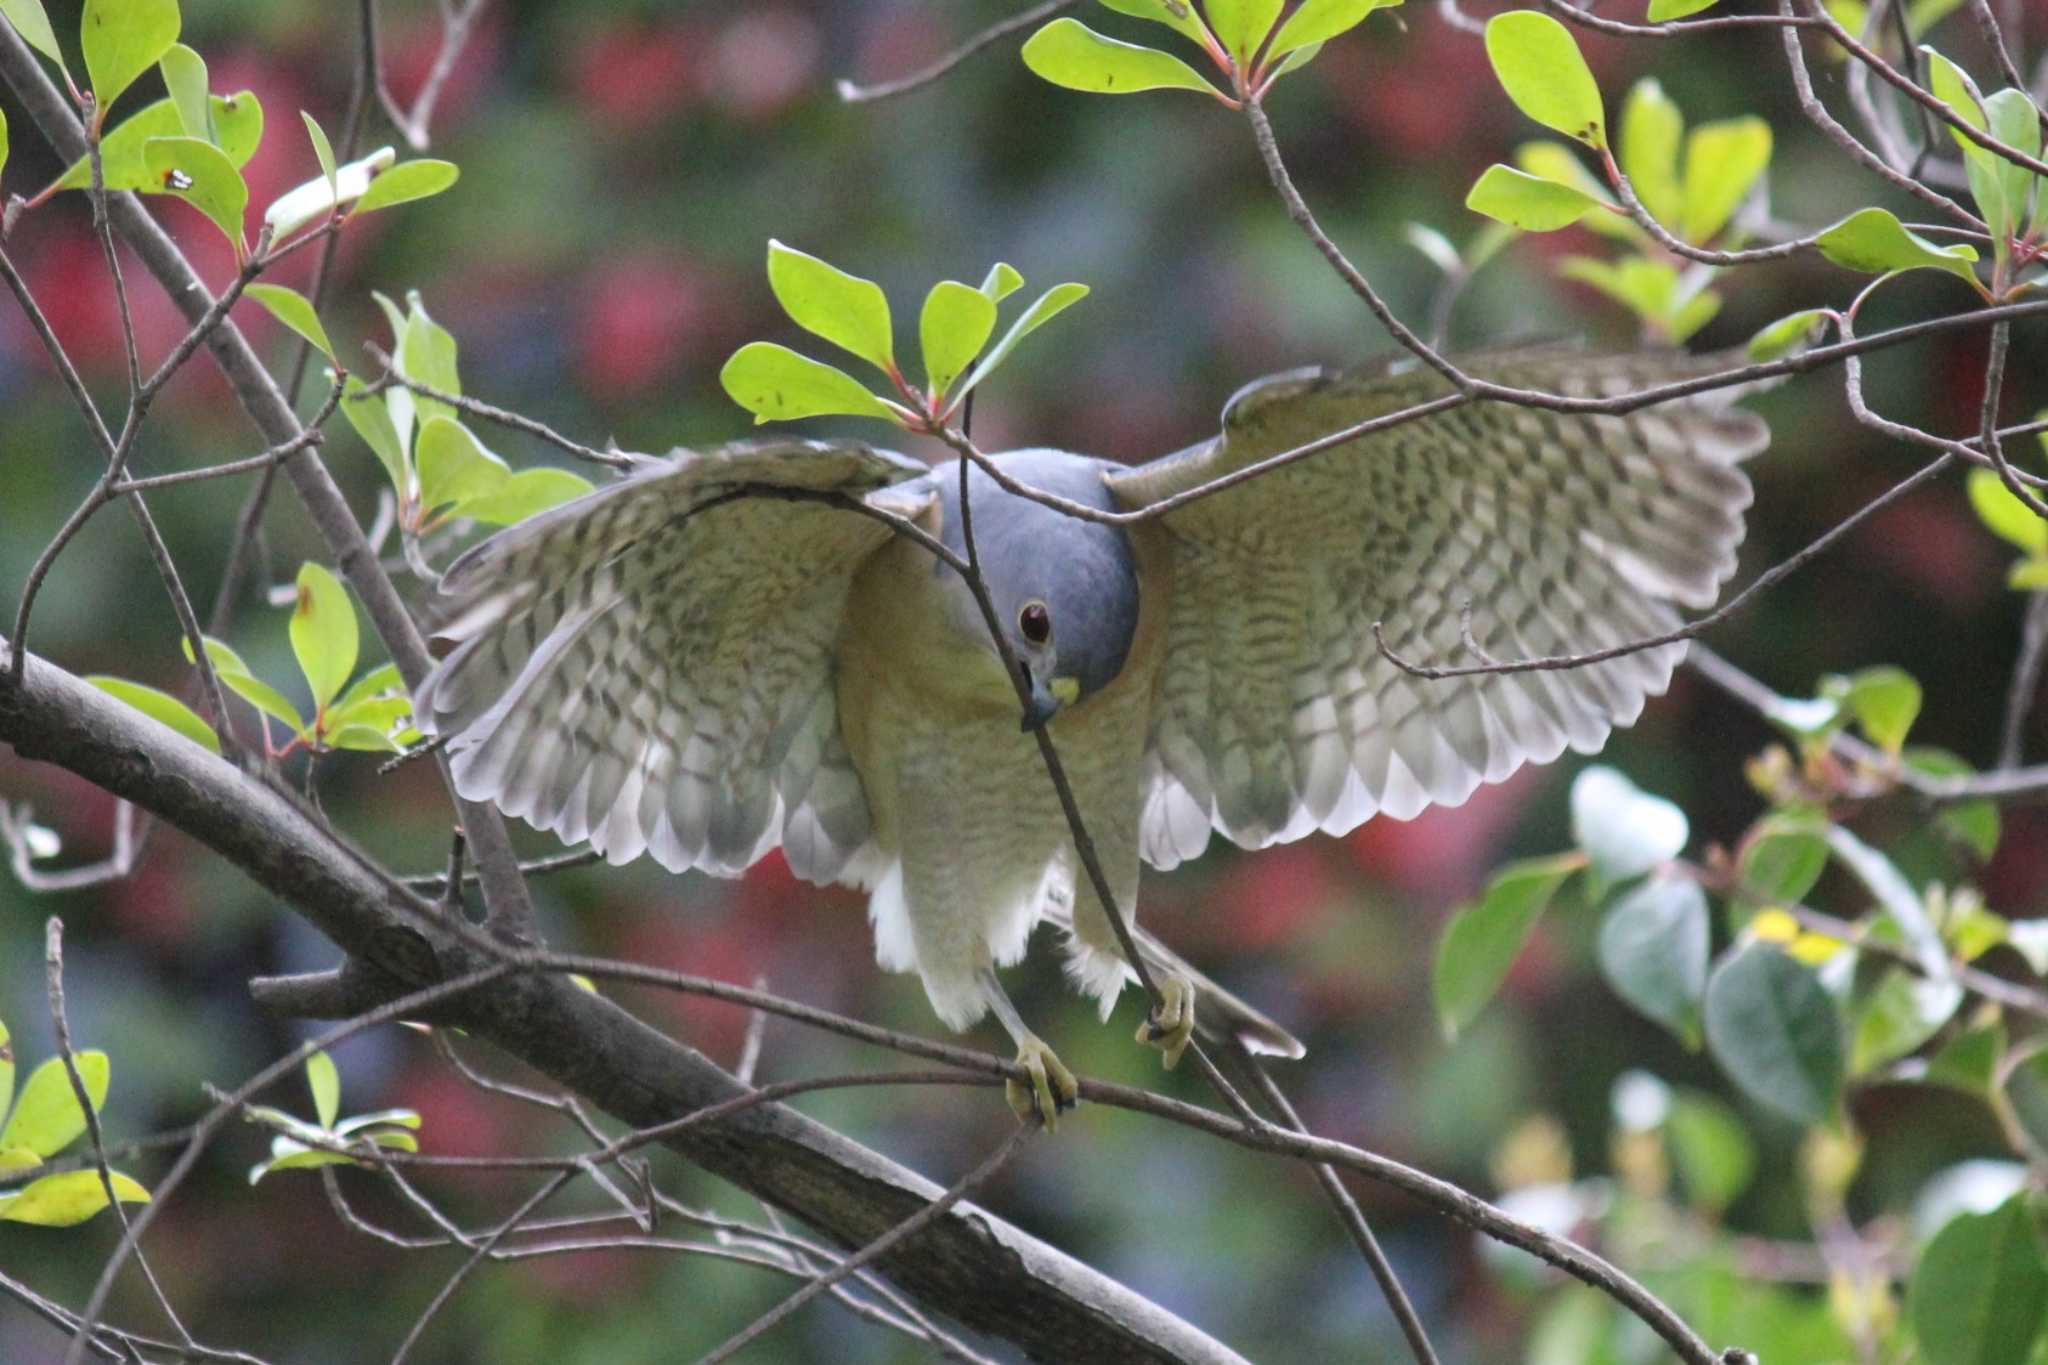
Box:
left=513, top=1239, right=654, bottom=1306
left=388, top=1051, right=512, bottom=1159
left=1344, top=768, right=1541, bottom=902
left=572, top=252, right=729, bottom=402
left=1845, top=482, right=1999, bottom=609
left=1984, top=807, right=2048, bottom=918
left=566, top=16, right=705, bottom=131
left=702, top=6, right=820, bottom=123
left=1201, top=842, right=1342, bottom=953
left=612, top=912, right=763, bottom=1060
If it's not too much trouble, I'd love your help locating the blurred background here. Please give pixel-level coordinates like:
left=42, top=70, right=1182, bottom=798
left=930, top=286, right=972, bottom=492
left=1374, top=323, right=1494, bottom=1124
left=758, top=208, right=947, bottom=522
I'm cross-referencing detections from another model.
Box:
left=2, top=0, right=2046, bottom=1360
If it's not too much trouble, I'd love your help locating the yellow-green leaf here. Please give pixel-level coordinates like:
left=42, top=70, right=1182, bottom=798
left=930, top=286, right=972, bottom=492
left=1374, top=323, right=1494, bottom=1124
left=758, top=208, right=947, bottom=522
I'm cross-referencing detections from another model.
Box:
left=306, top=1051, right=339, bottom=1130
left=1096, top=0, right=1214, bottom=46
left=1967, top=467, right=2048, bottom=554
left=399, top=293, right=461, bottom=427
left=290, top=562, right=359, bottom=712
left=956, top=282, right=1089, bottom=399
left=1619, top=79, right=1683, bottom=227
left=1465, top=163, right=1601, bottom=230
left=0, top=1147, right=40, bottom=1176
left=919, top=279, right=998, bottom=399
left=457, top=467, right=595, bottom=526
left=979, top=261, right=1024, bottom=302
left=48, top=91, right=263, bottom=193
left=1204, top=0, right=1283, bottom=67
left=1267, top=0, right=1401, bottom=60
left=86, top=677, right=219, bottom=753
left=1484, top=11, right=1606, bottom=148
left=1815, top=206, right=1979, bottom=284
left=0, top=1019, right=13, bottom=1125
left=341, top=373, right=408, bottom=498
left=180, top=635, right=305, bottom=733
left=1746, top=308, right=1830, bottom=362
left=0, top=0, right=66, bottom=72
left=351, top=158, right=459, bottom=216
left=82, top=0, right=179, bottom=116
left=158, top=43, right=208, bottom=141
left=1514, top=140, right=1636, bottom=241
left=0, top=1169, right=149, bottom=1226
left=415, top=416, right=510, bottom=512
left=1680, top=116, right=1771, bottom=243
left=766, top=239, right=896, bottom=374
left=244, top=284, right=335, bottom=362
left=301, top=111, right=337, bottom=194
left=1433, top=853, right=1582, bottom=1036
left=1021, top=18, right=1223, bottom=99
left=1646, top=0, right=1719, bottom=18
left=0, top=1052, right=108, bottom=1158
left=721, top=342, right=903, bottom=425
left=142, top=135, right=248, bottom=251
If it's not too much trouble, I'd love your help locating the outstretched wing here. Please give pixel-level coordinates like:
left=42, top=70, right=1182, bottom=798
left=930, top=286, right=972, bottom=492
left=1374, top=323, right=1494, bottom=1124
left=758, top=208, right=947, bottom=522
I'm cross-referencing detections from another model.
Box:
left=1104, top=347, right=1766, bottom=870
left=413, top=438, right=935, bottom=881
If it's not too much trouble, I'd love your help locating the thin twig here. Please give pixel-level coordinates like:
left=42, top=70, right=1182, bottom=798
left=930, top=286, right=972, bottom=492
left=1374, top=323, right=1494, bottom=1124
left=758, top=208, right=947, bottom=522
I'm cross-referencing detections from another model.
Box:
left=1998, top=595, right=2048, bottom=770
left=836, top=0, right=1081, bottom=103
left=695, top=1126, right=1033, bottom=1364
left=361, top=350, right=637, bottom=469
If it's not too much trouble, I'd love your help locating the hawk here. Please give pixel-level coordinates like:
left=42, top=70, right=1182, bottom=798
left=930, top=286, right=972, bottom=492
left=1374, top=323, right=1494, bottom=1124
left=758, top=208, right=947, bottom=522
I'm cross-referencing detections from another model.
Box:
left=412, top=347, right=1764, bottom=1125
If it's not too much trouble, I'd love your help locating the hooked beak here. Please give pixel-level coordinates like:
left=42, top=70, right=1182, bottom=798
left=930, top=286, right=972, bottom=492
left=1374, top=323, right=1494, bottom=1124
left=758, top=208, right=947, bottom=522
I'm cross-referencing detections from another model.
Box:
left=1020, top=673, right=1080, bottom=732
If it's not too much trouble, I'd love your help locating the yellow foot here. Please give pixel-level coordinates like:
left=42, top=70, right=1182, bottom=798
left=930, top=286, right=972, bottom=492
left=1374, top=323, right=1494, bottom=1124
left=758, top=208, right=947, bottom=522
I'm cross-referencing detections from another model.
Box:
left=1135, top=973, right=1196, bottom=1071
left=1005, top=1035, right=1079, bottom=1133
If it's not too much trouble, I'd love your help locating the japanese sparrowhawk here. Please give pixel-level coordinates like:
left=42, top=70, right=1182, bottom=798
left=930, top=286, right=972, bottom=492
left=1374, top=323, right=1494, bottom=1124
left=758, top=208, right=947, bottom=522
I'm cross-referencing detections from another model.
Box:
left=412, top=346, right=1765, bottom=1125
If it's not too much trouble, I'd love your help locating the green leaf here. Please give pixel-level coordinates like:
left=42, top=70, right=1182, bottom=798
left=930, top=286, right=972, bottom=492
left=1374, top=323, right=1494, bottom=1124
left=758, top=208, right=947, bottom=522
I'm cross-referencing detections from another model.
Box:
left=1746, top=308, right=1830, bottom=362
left=181, top=635, right=306, bottom=734
left=341, top=374, right=409, bottom=498
left=1598, top=874, right=1710, bottom=1044
left=327, top=723, right=401, bottom=753
left=766, top=240, right=896, bottom=374
left=2012, top=559, right=2048, bottom=591
left=1827, top=824, right=1947, bottom=979
left=1465, top=163, right=1601, bottom=231
left=351, top=157, right=459, bottom=216
left=0, top=104, right=8, bottom=188
left=1815, top=206, right=1979, bottom=284
left=1097, top=0, right=1214, bottom=45
left=1680, top=116, right=1771, bottom=243
left=0, top=1052, right=108, bottom=1157
left=1909, top=1197, right=2048, bottom=1365
left=157, top=43, right=207, bottom=141
left=334, top=1107, right=422, bottom=1135
left=920, top=279, right=999, bottom=400
left=306, top=1051, right=339, bottom=1129
left=1204, top=0, right=1283, bottom=66
left=263, top=145, right=395, bottom=239
left=0, top=1147, right=39, bottom=1176
left=1739, top=815, right=1830, bottom=905
left=249, top=1139, right=366, bottom=1182
left=1842, top=664, right=1921, bottom=753
left=142, top=135, right=247, bottom=250
left=0, top=1169, right=149, bottom=1226
left=0, top=0, right=67, bottom=72
left=0, top=1019, right=13, bottom=1124
left=1021, top=18, right=1223, bottom=98
left=1570, top=765, right=1687, bottom=890
left=301, top=111, right=337, bottom=193
left=2003, top=1049, right=2048, bottom=1157
left=81, top=0, right=179, bottom=116
left=290, top=562, right=359, bottom=713
left=1513, top=140, right=1635, bottom=241
left=415, top=416, right=510, bottom=512
left=244, top=283, right=335, bottom=363
left=48, top=91, right=263, bottom=192
left=1922, top=47, right=2016, bottom=247
left=458, top=467, right=595, bottom=526
left=955, top=282, right=1090, bottom=400
left=399, top=293, right=461, bottom=427
left=1924, top=1019, right=2003, bottom=1094
left=1981, top=88, right=2040, bottom=242
left=1267, top=0, right=1400, bottom=60
left=1432, top=853, right=1581, bottom=1037
left=1704, top=941, right=1844, bottom=1125
left=1666, top=289, right=1720, bottom=344
left=1618, top=79, right=1683, bottom=227
left=1967, top=468, right=2048, bottom=554
left=979, top=261, right=1024, bottom=303
left=1484, top=11, right=1606, bottom=148
left=1850, top=966, right=1963, bottom=1073
left=720, top=342, right=904, bottom=425
left=1663, top=1092, right=1755, bottom=1211
left=86, top=677, right=219, bottom=753
left=1646, top=0, right=1720, bottom=19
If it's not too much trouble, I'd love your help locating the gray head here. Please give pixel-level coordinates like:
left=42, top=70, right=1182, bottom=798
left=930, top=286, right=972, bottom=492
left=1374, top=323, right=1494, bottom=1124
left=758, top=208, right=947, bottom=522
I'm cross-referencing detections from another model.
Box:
left=933, top=449, right=1141, bottom=730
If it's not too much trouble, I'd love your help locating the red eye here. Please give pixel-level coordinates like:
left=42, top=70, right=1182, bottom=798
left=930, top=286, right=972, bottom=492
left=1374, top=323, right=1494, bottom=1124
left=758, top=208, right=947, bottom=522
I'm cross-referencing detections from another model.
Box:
left=1018, top=601, right=1051, bottom=645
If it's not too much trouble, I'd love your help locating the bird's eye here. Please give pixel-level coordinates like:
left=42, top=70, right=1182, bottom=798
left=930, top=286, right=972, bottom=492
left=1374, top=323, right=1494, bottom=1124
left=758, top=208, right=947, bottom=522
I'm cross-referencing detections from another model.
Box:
left=1018, top=601, right=1052, bottom=645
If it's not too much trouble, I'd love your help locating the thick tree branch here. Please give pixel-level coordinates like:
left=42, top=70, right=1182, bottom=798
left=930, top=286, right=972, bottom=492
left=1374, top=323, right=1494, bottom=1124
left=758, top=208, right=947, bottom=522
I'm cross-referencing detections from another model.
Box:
left=0, top=634, right=1248, bottom=1365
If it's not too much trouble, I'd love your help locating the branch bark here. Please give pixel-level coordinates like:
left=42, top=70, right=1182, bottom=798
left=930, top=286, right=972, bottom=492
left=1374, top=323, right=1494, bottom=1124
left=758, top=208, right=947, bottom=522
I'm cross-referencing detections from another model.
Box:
left=0, top=634, right=1245, bottom=1365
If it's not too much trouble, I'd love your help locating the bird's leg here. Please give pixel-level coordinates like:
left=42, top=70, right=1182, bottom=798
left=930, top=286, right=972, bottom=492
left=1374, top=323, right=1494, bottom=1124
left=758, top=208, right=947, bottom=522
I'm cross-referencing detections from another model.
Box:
left=977, top=966, right=1078, bottom=1131
left=1135, top=972, right=1197, bottom=1071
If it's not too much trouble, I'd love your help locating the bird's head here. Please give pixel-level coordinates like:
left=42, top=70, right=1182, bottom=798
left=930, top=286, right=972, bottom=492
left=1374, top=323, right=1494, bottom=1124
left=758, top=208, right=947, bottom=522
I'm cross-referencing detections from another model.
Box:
left=935, top=451, right=1141, bottom=732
